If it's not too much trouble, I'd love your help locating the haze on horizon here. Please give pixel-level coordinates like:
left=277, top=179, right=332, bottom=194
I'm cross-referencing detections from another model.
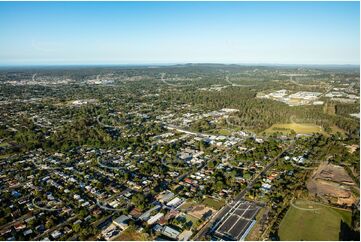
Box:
left=0, top=1, right=359, bottom=65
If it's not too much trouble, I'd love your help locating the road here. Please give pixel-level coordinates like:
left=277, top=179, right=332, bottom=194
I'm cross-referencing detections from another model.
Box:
left=176, top=150, right=224, bottom=182
left=318, top=84, right=334, bottom=98
left=160, top=73, right=190, bottom=87
left=96, top=115, right=123, bottom=129
left=32, top=198, right=63, bottom=212
left=32, top=73, right=37, bottom=82
left=193, top=142, right=293, bottom=240
left=32, top=215, right=78, bottom=241
left=164, top=123, right=211, bottom=138
left=225, top=75, right=255, bottom=87
left=156, top=120, right=252, bottom=140
left=0, top=212, right=34, bottom=234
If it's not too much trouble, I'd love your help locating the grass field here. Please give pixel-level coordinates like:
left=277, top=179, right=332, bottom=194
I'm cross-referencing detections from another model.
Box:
left=0, top=142, right=9, bottom=147
left=245, top=207, right=266, bottom=241
left=185, top=214, right=199, bottom=227
left=179, top=200, right=196, bottom=211
left=180, top=198, right=225, bottom=211
left=218, top=129, right=232, bottom=135
left=278, top=200, right=352, bottom=241
left=202, top=197, right=225, bottom=210
left=264, top=123, right=327, bottom=135
left=115, top=227, right=148, bottom=241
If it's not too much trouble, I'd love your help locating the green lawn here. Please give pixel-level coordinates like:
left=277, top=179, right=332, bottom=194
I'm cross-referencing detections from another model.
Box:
left=278, top=200, right=352, bottom=241
left=264, top=123, right=327, bottom=135
left=0, top=142, right=9, bottom=147
left=218, top=129, right=232, bottom=135
left=185, top=214, right=199, bottom=227
left=202, top=197, right=225, bottom=210
left=179, top=200, right=196, bottom=211
left=114, top=227, right=148, bottom=241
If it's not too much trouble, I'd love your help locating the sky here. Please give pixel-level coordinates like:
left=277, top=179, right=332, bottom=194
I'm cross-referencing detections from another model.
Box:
left=0, top=1, right=359, bottom=65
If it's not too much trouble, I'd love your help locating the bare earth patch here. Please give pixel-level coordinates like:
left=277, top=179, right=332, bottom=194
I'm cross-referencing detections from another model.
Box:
left=187, top=204, right=216, bottom=220
left=346, top=144, right=359, bottom=154
left=307, top=162, right=356, bottom=206
left=314, top=163, right=355, bottom=185
left=114, top=227, right=148, bottom=241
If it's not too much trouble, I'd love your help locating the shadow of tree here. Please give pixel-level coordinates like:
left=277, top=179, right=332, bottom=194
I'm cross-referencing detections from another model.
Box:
left=338, top=220, right=360, bottom=241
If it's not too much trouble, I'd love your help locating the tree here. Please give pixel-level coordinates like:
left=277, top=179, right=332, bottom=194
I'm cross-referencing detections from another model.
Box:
left=207, top=160, right=215, bottom=169
left=215, top=181, right=223, bottom=192
left=45, top=218, right=54, bottom=229
left=131, top=193, right=146, bottom=209
left=72, top=223, right=81, bottom=233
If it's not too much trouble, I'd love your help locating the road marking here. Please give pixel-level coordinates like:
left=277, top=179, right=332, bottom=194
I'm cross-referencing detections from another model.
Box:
left=227, top=204, right=251, bottom=233
left=217, top=201, right=249, bottom=232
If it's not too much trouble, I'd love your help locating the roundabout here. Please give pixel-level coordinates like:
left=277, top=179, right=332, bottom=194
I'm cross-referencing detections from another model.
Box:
left=32, top=198, right=64, bottom=211
left=97, top=160, right=126, bottom=172
left=160, top=152, right=190, bottom=171
left=96, top=115, right=124, bottom=129
left=160, top=73, right=191, bottom=87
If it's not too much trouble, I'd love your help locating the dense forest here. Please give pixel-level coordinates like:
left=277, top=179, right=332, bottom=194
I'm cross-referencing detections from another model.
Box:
left=162, top=86, right=359, bottom=137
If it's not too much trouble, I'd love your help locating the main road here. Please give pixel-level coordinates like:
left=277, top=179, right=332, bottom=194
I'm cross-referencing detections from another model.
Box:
left=193, top=141, right=294, bottom=240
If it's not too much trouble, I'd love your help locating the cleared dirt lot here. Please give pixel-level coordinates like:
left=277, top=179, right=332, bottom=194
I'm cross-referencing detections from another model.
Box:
left=307, top=162, right=356, bottom=206
left=187, top=204, right=216, bottom=220
left=313, top=162, right=355, bottom=185
left=179, top=198, right=222, bottom=220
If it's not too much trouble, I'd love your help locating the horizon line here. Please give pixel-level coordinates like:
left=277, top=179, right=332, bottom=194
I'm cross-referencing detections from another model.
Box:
left=0, top=62, right=359, bottom=67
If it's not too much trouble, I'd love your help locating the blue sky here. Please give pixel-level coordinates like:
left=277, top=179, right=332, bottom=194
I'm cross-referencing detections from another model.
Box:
left=0, top=1, right=359, bottom=65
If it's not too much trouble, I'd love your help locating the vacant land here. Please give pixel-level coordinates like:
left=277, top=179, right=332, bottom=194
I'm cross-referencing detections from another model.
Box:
left=187, top=204, right=216, bottom=220
left=313, top=162, right=354, bottom=184
left=245, top=207, right=267, bottom=241
left=307, top=162, right=356, bottom=206
left=179, top=200, right=196, bottom=211
left=264, top=122, right=326, bottom=135
left=178, top=198, right=219, bottom=220
left=185, top=214, right=199, bottom=225
left=278, top=200, right=352, bottom=241
left=202, top=197, right=225, bottom=210
left=114, top=227, right=148, bottom=241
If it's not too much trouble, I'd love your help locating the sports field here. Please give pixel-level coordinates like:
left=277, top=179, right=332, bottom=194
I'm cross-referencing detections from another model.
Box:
left=264, top=123, right=326, bottom=135
left=278, top=200, right=352, bottom=241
